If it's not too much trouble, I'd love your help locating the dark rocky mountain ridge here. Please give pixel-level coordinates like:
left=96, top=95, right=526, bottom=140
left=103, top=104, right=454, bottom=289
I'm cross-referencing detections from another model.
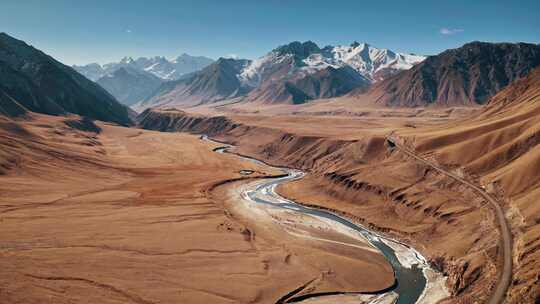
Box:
left=360, top=41, right=540, bottom=107
left=0, top=33, right=132, bottom=125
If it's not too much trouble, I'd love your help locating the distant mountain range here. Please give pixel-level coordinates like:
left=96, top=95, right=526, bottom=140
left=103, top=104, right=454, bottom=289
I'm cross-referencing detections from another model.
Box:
left=360, top=41, right=540, bottom=106
left=137, top=41, right=540, bottom=110
left=240, top=41, right=425, bottom=86
left=136, top=58, right=251, bottom=109
left=6, top=32, right=539, bottom=114
left=136, top=41, right=426, bottom=109
left=0, top=33, right=132, bottom=125
left=73, top=54, right=215, bottom=81
left=96, top=67, right=164, bottom=106
left=73, top=54, right=214, bottom=107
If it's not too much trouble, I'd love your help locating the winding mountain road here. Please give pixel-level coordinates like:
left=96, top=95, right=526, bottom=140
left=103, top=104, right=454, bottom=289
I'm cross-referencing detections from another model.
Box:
left=386, top=137, right=512, bottom=304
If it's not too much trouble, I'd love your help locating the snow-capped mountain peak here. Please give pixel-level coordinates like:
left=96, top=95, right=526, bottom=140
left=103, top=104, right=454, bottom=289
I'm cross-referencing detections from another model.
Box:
left=237, top=41, right=425, bottom=86
left=73, top=54, right=214, bottom=81
left=119, top=56, right=135, bottom=64
left=273, top=41, right=321, bottom=59
left=326, top=43, right=424, bottom=81
left=135, top=41, right=427, bottom=109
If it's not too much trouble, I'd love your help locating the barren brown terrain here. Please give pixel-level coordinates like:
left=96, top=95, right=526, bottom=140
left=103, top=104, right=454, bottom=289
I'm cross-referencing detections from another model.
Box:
left=398, top=67, right=540, bottom=303
left=2, top=68, right=539, bottom=304
left=137, top=69, right=540, bottom=303
left=0, top=112, right=394, bottom=303
left=2, top=3, right=539, bottom=303
left=138, top=107, right=498, bottom=303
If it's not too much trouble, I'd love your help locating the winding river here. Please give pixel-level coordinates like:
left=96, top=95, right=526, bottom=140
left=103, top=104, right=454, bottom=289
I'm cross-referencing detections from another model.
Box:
left=203, top=135, right=441, bottom=303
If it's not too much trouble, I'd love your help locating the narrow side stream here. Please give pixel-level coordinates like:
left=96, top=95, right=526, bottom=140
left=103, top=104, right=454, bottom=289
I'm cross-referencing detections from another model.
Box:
left=204, top=136, right=439, bottom=303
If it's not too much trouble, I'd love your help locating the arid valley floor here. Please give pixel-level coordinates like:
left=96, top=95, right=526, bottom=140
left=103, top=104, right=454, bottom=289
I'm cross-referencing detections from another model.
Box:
left=2, top=67, right=540, bottom=303
left=1, top=32, right=540, bottom=304
left=0, top=113, right=398, bottom=303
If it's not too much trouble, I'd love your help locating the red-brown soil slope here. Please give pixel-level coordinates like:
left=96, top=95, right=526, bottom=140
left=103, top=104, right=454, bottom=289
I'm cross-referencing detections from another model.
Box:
left=400, top=66, right=540, bottom=303
left=354, top=42, right=540, bottom=107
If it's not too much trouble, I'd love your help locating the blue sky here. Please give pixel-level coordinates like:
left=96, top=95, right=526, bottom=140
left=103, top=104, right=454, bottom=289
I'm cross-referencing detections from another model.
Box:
left=1, top=0, right=538, bottom=65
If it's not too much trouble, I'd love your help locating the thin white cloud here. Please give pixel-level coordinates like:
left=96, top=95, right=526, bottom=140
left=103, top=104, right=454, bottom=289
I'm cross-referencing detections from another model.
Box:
left=126, top=29, right=132, bottom=34
left=440, top=27, right=464, bottom=35
left=225, top=54, right=238, bottom=59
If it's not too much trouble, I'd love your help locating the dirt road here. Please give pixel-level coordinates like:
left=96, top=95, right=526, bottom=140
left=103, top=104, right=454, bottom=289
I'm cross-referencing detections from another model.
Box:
left=387, top=137, right=512, bottom=304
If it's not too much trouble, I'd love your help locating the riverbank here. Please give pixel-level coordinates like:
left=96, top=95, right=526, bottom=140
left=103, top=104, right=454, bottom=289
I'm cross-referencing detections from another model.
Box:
left=205, top=137, right=450, bottom=303
left=217, top=177, right=396, bottom=300
left=139, top=107, right=503, bottom=302
left=2, top=116, right=365, bottom=303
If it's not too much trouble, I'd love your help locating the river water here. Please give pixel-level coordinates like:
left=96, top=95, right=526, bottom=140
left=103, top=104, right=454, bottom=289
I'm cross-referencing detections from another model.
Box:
left=205, top=136, right=430, bottom=303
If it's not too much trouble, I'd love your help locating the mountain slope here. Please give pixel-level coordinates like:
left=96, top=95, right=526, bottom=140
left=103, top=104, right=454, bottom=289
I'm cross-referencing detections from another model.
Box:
left=139, top=41, right=415, bottom=109
left=74, top=54, right=214, bottom=81
left=361, top=42, right=540, bottom=106
left=414, top=66, right=540, bottom=185
left=330, top=42, right=425, bottom=82
left=0, top=89, right=28, bottom=117
left=407, top=67, right=540, bottom=303
left=136, top=58, right=251, bottom=109
left=239, top=41, right=424, bottom=87
left=71, top=63, right=105, bottom=82
left=166, top=54, right=216, bottom=80
left=96, top=67, right=163, bottom=106
left=0, top=33, right=132, bottom=125
left=247, top=65, right=370, bottom=104
left=0, top=60, right=63, bottom=115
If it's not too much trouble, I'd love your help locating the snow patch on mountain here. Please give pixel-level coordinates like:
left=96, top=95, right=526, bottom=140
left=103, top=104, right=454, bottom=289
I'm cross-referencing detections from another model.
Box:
left=238, top=52, right=287, bottom=87
left=237, top=41, right=426, bottom=85
left=73, top=54, right=214, bottom=81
